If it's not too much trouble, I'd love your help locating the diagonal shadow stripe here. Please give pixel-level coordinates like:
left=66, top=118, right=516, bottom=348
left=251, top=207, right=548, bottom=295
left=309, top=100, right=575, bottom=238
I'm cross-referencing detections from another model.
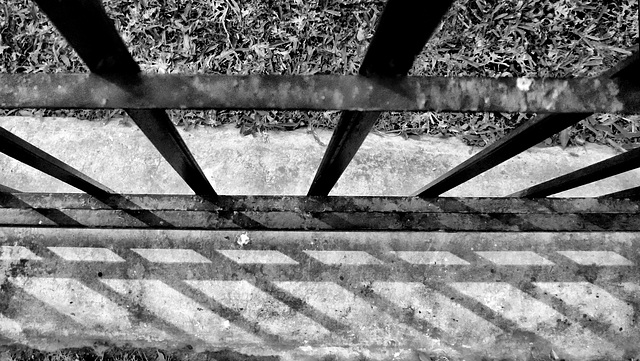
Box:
left=0, top=193, right=84, bottom=227
left=439, top=197, right=614, bottom=232
left=0, top=192, right=174, bottom=228
left=311, top=212, right=357, bottom=230
left=1, top=282, right=114, bottom=337
left=249, top=278, right=348, bottom=335
left=216, top=211, right=266, bottom=229
left=432, top=282, right=553, bottom=346
left=120, top=248, right=281, bottom=344
left=440, top=281, right=626, bottom=359
left=101, top=197, right=175, bottom=228
left=595, top=282, right=640, bottom=340
left=287, top=250, right=463, bottom=346
left=163, top=278, right=284, bottom=344
left=202, top=246, right=349, bottom=336
left=512, top=280, right=636, bottom=346
left=62, top=193, right=176, bottom=228
left=89, top=246, right=346, bottom=344
left=73, top=276, right=198, bottom=345
left=11, top=245, right=639, bottom=285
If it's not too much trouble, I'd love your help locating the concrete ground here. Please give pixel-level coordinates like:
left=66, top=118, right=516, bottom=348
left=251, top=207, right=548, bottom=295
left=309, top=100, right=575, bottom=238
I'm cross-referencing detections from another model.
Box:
left=1, top=116, right=639, bottom=361
left=0, top=116, right=639, bottom=196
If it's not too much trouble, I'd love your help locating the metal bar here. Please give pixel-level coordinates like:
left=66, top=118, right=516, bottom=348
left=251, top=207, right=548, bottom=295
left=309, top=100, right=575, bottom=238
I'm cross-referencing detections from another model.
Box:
left=2, top=194, right=640, bottom=214
left=0, top=127, right=113, bottom=198
left=2, top=196, right=640, bottom=231
left=509, top=147, right=640, bottom=198
left=31, top=0, right=139, bottom=75
left=307, top=0, right=455, bottom=196
left=2, top=74, right=639, bottom=113
left=413, top=50, right=640, bottom=197
left=0, top=184, right=20, bottom=193
left=600, top=185, right=640, bottom=200
left=124, top=109, right=216, bottom=196
left=31, top=0, right=216, bottom=197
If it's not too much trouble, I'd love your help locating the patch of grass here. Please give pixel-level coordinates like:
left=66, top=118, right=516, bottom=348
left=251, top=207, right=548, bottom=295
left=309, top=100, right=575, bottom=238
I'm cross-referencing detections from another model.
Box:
left=0, top=0, right=638, bottom=148
left=1, top=346, right=279, bottom=361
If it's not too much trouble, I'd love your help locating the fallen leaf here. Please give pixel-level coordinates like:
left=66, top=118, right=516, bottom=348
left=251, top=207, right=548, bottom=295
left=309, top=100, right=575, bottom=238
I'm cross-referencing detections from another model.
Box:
left=607, top=138, right=626, bottom=153
left=559, top=128, right=570, bottom=149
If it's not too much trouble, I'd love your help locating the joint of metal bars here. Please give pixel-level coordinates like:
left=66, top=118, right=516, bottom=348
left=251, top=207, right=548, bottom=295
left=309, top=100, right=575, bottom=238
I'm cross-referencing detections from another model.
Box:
left=307, top=0, right=457, bottom=196
left=30, top=0, right=216, bottom=198
left=412, top=49, right=640, bottom=198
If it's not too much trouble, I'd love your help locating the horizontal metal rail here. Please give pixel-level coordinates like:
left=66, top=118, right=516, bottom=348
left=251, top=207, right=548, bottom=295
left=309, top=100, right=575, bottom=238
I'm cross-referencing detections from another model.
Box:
left=509, top=146, right=640, bottom=198
left=2, top=193, right=640, bottom=213
left=1, top=74, right=639, bottom=113
left=307, top=0, right=455, bottom=196
left=412, top=50, right=639, bottom=197
left=2, top=194, right=640, bottom=231
left=32, top=0, right=216, bottom=198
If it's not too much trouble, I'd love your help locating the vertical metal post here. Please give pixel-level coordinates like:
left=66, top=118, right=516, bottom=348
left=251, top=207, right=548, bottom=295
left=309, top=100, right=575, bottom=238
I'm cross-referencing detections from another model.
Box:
left=412, top=50, right=639, bottom=198
left=509, top=146, right=640, bottom=198
left=307, top=0, right=455, bottom=196
left=0, top=127, right=113, bottom=198
left=31, top=0, right=217, bottom=197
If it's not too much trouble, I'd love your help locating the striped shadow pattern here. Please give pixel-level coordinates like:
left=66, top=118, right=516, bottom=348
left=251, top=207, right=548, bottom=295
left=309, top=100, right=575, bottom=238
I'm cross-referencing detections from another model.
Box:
left=0, top=229, right=638, bottom=361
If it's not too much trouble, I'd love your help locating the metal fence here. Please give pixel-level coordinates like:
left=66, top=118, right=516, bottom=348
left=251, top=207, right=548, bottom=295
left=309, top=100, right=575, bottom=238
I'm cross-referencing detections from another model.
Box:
left=0, top=0, right=639, bottom=231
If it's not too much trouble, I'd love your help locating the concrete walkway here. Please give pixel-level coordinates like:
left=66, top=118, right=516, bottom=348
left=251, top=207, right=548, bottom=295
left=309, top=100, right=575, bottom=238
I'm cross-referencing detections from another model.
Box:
left=0, top=116, right=639, bottom=196
left=1, top=116, right=639, bottom=361
left=1, top=227, right=639, bottom=361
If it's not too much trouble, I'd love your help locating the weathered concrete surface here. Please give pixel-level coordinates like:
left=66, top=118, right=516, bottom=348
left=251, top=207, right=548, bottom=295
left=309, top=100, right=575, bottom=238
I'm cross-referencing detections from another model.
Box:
left=1, top=116, right=640, bottom=360
left=0, top=116, right=639, bottom=197
left=1, top=228, right=639, bottom=361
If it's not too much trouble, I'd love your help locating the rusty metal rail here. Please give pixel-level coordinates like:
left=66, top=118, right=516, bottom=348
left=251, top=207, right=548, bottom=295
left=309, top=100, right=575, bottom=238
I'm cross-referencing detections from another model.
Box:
left=2, top=194, right=640, bottom=232
left=1, top=74, right=639, bottom=113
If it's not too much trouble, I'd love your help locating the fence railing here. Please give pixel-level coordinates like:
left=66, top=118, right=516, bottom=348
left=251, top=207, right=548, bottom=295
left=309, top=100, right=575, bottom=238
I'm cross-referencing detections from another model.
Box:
left=0, top=0, right=639, bottom=230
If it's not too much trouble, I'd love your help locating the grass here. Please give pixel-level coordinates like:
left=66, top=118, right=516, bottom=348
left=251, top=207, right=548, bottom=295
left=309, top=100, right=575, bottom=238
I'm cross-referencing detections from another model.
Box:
left=1, top=346, right=280, bottom=361
left=0, top=0, right=638, bottom=148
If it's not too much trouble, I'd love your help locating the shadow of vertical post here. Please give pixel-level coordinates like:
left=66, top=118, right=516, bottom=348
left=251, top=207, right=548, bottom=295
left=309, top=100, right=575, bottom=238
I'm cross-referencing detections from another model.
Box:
left=31, top=0, right=216, bottom=198
left=307, top=0, right=455, bottom=196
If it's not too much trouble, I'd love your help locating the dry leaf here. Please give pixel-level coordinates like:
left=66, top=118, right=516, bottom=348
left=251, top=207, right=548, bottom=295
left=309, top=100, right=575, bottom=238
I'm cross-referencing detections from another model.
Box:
left=607, top=138, right=626, bottom=153
left=156, top=351, right=165, bottom=361
left=559, top=128, right=570, bottom=149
